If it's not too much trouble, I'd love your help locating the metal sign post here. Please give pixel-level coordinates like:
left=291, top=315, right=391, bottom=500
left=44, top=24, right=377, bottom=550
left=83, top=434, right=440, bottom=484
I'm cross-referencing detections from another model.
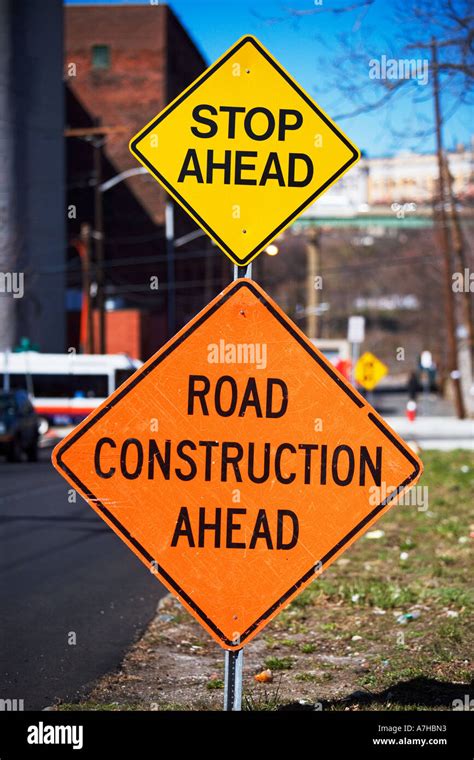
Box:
left=420, top=350, right=433, bottom=416
left=351, top=341, right=361, bottom=387
left=222, top=265, right=253, bottom=709
left=3, top=349, right=10, bottom=391
left=347, top=316, right=365, bottom=387
left=234, top=264, right=252, bottom=280
left=224, top=649, right=244, bottom=711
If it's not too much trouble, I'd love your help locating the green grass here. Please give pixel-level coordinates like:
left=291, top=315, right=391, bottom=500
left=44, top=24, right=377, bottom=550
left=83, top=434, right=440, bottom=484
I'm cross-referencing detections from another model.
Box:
left=205, top=679, right=224, bottom=690
left=264, top=656, right=294, bottom=671
left=271, top=450, right=473, bottom=708
left=315, top=579, right=421, bottom=609
left=58, top=701, right=141, bottom=711
left=295, top=672, right=318, bottom=682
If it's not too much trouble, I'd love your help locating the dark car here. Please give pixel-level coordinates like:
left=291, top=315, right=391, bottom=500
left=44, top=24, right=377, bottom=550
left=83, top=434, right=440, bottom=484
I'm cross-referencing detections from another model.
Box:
left=0, top=390, right=39, bottom=462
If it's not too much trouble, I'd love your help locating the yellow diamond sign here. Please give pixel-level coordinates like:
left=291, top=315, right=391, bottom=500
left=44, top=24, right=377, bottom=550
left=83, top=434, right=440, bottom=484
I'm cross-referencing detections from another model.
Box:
left=355, top=352, right=388, bottom=391
left=129, top=35, right=360, bottom=266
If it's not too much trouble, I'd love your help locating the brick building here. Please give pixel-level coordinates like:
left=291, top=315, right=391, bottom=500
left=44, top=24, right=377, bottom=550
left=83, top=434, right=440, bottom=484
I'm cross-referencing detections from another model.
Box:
left=367, top=141, right=474, bottom=205
left=65, top=3, right=229, bottom=358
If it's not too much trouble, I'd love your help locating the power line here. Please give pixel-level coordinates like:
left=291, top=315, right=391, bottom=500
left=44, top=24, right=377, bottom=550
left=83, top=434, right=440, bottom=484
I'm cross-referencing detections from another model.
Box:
left=38, top=247, right=214, bottom=274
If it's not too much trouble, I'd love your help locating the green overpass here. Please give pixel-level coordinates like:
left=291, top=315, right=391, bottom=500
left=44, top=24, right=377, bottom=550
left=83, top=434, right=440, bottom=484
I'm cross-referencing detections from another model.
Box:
left=294, top=209, right=474, bottom=230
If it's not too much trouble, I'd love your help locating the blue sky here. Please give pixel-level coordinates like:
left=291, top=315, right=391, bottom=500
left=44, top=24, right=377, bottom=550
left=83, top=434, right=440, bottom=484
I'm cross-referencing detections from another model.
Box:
left=66, top=0, right=472, bottom=157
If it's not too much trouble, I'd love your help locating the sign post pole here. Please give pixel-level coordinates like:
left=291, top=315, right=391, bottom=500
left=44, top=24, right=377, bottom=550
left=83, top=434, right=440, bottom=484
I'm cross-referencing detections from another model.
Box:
left=351, top=341, right=360, bottom=387
left=224, top=649, right=244, bottom=711
left=420, top=350, right=433, bottom=416
left=347, top=316, right=365, bottom=387
left=224, top=265, right=252, bottom=710
left=165, top=201, right=175, bottom=339
left=234, top=264, right=252, bottom=280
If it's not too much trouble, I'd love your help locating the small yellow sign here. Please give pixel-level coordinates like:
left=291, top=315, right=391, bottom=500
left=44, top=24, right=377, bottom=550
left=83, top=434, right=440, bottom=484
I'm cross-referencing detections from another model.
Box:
left=129, top=35, right=360, bottom=266
left=355, top=352, right=388, bottom=391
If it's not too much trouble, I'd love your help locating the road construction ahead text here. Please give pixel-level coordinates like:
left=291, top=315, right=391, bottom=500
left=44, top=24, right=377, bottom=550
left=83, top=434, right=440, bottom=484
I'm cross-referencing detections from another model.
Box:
left=93, top=374, right=383, bottom=550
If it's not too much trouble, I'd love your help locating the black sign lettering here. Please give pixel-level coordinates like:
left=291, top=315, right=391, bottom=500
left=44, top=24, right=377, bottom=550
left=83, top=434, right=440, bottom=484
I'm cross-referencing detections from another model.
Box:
left=278, top=109, right=303, bottom=141
left=332, top=445, right=355, bottom=486
left=120, top=438, right=144, bottom=480
left=190, top=104, right=218, bottom=138
left=219, top=105, right=245, bottom=138
left=94, top=437, right=116, bottom=479
left=277, top=510, right=299, bottom=549
left=91, top=436, right=383, bottom=491
left=288, top=153, right=314, bottom=187
left=177, top=148, right=204, bottom=183
left=206, top=149, right=232, bottom=184
left=244, top=107, right=275, bottom=141
left=187, top=375, right=210, bottom=415
left=234, top=150, right=258, bottom=186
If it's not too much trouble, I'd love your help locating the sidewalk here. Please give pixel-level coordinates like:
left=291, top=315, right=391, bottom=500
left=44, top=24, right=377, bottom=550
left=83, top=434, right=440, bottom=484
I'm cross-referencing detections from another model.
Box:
left=386, top=416, right=474, bottom=451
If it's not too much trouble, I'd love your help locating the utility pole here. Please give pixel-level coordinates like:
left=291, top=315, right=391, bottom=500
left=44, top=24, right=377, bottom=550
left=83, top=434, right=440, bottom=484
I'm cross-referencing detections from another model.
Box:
left=93, top=134, right=106, bottom=354
left=306, top=228, right=321, bottom=340
left=72, top=225, right=94, bottom=354
left=431, top=39, right=465, bottom=419
left=442, top=152, right=474, bottom=364
left=78, top=224, right=94, bottom=354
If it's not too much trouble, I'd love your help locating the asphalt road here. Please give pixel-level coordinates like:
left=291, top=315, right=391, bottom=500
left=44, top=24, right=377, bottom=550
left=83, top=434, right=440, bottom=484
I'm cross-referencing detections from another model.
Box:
left=368, top=389, right=455, bottom=418
left=0, top=448, right=165, bottom=710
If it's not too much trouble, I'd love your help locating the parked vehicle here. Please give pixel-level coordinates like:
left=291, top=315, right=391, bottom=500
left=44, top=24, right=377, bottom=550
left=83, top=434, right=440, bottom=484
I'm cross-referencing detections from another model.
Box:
left=0, top=390, right=39, bottom=462
left=312, top=338, right=351, bottom=380
left=0, top=352, right=142, bottom=430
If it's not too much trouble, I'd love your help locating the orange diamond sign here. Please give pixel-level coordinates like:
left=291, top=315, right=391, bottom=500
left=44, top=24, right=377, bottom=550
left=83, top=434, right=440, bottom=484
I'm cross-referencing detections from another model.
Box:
left=52, top=281, right=422, bottom=649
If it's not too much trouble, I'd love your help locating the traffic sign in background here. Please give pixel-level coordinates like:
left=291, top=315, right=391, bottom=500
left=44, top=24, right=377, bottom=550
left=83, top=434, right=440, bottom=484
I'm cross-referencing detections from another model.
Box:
left=53, top=281, right=422, bottom=649
left=355, top=351, right=388, bottom=391
left=129, top=35, right=360, bottom=266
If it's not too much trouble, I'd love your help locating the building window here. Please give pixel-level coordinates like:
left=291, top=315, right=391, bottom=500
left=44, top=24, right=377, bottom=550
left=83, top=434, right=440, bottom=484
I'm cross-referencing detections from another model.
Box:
left=91, top=45, right=110, bottom=70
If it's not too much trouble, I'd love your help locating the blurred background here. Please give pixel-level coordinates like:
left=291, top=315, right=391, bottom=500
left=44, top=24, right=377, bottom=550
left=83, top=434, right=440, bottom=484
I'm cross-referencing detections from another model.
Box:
left=0, top=0, right=472, bottom=713
left=0, top=0, right=472, bottom=439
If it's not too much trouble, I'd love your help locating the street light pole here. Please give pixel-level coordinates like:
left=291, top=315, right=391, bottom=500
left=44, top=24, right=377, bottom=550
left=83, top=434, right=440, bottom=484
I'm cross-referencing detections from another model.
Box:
left=93, top=136, right=106, bottom=354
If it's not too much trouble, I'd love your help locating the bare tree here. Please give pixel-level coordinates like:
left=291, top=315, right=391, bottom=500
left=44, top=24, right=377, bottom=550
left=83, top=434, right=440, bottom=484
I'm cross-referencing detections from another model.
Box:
left=262, top=0, right=473, bottom=417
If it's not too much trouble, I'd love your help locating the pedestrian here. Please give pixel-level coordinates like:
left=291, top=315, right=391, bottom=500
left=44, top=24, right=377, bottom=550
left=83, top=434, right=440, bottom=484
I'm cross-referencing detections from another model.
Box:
left=407, top=371, right=419, bottom=402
